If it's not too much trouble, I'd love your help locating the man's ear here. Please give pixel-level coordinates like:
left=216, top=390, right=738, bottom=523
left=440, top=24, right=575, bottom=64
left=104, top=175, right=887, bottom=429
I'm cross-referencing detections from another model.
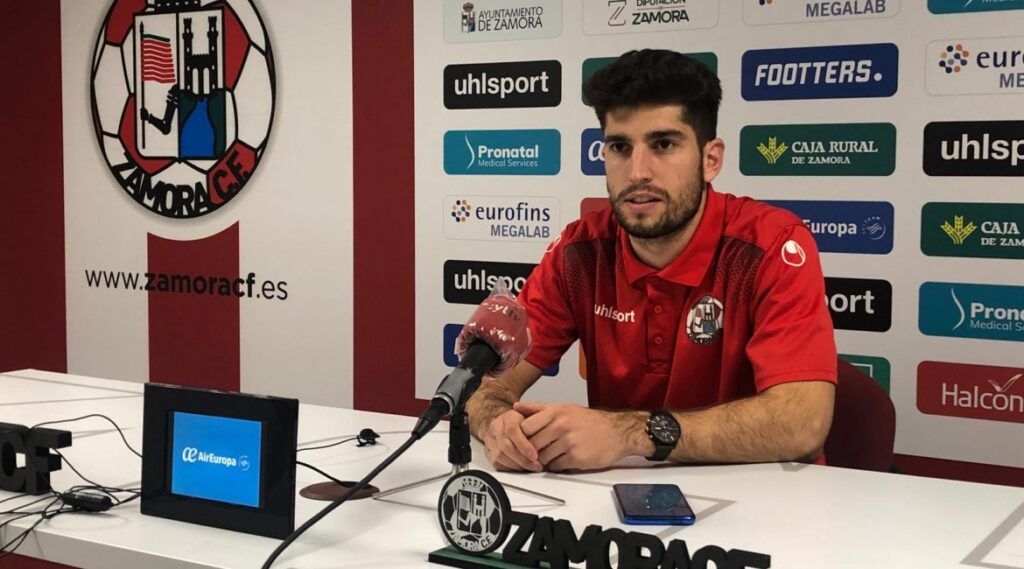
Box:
left=702, top=138, right=725, bottom=183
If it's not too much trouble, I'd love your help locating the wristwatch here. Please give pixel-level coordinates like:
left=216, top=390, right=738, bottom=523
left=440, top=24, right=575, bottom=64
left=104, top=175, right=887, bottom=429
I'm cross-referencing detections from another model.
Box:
left=645, top=411, right=681, bottom=461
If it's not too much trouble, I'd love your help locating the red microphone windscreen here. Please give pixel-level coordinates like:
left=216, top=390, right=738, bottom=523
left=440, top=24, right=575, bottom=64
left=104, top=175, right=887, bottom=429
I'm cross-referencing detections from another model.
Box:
left=455, top=292, right=532, bottom=375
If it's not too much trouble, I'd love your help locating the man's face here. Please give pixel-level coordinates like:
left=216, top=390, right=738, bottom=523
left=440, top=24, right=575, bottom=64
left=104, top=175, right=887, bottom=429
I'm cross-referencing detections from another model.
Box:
left=602, top=104, right=706, bottom=240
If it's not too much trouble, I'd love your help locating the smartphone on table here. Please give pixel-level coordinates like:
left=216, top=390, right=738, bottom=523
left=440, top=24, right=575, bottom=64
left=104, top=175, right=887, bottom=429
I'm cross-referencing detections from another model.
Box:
left=612, top=483, right=696, bottom=526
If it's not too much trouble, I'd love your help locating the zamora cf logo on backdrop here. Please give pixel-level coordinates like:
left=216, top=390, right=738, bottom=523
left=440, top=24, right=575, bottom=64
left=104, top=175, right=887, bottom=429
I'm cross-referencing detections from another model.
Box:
left=91, top=0, right=275, bottom=219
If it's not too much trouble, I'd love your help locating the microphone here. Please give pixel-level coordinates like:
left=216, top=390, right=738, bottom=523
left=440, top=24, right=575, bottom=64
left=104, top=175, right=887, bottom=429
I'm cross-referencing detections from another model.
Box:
left=412, top=291, right=531, bottom=438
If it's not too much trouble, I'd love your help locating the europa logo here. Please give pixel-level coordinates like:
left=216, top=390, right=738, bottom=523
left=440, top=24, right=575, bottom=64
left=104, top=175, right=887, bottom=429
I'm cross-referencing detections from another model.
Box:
left=741, top=43, right=898, bottom=101
left=919, top=282, right=1024, bottom=342
left=90, top=0, right=275, bottom=219
left=444, top=130, right=560, bottom=175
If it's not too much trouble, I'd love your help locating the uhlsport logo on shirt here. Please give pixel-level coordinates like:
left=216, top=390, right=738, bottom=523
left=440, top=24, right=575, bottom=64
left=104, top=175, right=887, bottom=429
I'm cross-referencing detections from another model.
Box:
left=742, top=43, right=898, bottom=101
left=91, top=0, right=275, bottom=219
left=443, top=260, right=536, bottom=304
left=444, top=60, right=561, bottom=109
left=444, top=0, right=562, bottom=43
left=927, top=38, right=1024, bottom=95
left=922, top=202, right=1024, bottom=260
left=743, top=0, right=897, bottom=25
left=582, top=0, right=720, bottom=35
left=444, top=195, right=558, bottom=242
left=918, top=361, right=1023, bottom=425
left=923, top=121, right=1024, bottom=176
left=582, top=54, right=717, bottom=104
left=740, top=123, right=896, bottom=175
left=825, top=277, right=892, bottom=332
left=768, top=200, right=893, bottom=254
left=444, top=130, right=560, bottom=175
left=928, top=0, right=1024, bottom=13
left=919, top=282, right=1024, bottom=342
left=581, top=128, right=605, bottom=175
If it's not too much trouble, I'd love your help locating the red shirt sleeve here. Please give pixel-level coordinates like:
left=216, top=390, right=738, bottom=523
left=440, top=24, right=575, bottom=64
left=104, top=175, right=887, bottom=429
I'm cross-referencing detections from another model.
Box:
left=518, top=232, right=579, bottom=371
left=745, top=224, right=838, bottom=392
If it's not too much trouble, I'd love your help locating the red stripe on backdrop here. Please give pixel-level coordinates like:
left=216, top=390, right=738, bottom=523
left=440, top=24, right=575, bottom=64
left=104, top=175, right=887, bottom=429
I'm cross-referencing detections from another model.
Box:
left=148, top=224, right=240, bottom=391
left=352, top=0, right=426, bottom=416
left=0, top=0, right=67, bottom=374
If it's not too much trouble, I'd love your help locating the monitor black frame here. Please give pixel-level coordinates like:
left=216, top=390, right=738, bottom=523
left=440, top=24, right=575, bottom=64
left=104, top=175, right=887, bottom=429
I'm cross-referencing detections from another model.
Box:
left=141, top=383, right=298, bottom=539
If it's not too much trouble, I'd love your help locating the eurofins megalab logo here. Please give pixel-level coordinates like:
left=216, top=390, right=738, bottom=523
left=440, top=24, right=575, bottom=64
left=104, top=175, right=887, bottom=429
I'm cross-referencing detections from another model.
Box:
left=91, top=0, right=275, bottom=219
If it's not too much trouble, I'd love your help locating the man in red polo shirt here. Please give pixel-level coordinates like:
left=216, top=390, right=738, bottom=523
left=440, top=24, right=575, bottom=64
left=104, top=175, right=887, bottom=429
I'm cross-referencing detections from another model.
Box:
left=466, top=49, right=837, bottom=472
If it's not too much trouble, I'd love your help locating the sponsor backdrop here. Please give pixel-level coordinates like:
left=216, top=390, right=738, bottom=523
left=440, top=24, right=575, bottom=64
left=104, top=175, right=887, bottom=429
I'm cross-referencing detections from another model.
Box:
left=2, top=1, right=1022, bottom=490
left=413, top=0, right=1024, bottom=479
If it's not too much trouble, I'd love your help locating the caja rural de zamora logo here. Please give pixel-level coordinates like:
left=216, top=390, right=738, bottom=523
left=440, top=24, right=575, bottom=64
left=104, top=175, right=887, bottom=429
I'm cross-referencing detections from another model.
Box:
left=91, top=0, right=275, bottom=219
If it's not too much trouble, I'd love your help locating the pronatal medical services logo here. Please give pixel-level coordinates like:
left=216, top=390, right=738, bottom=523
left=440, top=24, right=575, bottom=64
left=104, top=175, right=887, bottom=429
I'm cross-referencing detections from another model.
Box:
left=444, top=195, right=558, bottom=242
left=768, top=200, right=894, bottom=254
left=918, top=361, right=1023, bottom=425
left=444, top=130, right=560, bottom=175
left=687, top=295, right=724, bottom=344
left=91, top=0, right=275, bottom=219
left=927, top=38, right=1024, bottom=95
left=444, top=0, right=562, bottom=43
left=922, top=202, right=1024, bottom=260
left=582, top=0, right=720, bottom=35
left=740, top=123, right=896, bottom=175
left=742, top=43, right=898, bottom=101
left=744, top=0, right=898, bottom=25
left=919, top=282, right=1024, bottom=342
left=438, top=471, right=512, bottom=554
left=929, top=0, right=1024, bottom=13
left=923, top=121, right=1024, bottom=176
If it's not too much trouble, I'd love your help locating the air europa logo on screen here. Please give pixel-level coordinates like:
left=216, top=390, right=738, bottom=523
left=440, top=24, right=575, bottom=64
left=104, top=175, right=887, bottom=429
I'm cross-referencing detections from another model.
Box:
left=928, top=0, right=1024, bottom=13
left=918, top=361, right=1023, bottom=425
left=444, top=60, right=561, bottom=109
left=742, top=43, right=898, bottom=101
left=90, top=0, right=275, bottom=219
left=767, top=200, right=893, bottom=254
left=919, top=282, right=1024, bottom=342
left=927, top=37, right=1024, bottom=95
left=181, top=446, right=246, bottom=469
left=924, top=121, right=1024, bottom=177
left=444, top=195, right=558, bottom=243
left=444, top=130, right=560, bottom=175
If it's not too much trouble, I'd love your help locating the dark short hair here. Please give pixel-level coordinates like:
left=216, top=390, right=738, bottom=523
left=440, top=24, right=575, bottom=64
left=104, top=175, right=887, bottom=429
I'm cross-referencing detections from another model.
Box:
left=583, top=49, right=722, bottom=148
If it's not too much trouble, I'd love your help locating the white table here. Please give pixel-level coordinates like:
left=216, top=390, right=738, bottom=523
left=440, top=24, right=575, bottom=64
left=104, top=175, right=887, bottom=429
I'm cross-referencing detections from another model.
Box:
left=1, top=369, right=1022, bottom=569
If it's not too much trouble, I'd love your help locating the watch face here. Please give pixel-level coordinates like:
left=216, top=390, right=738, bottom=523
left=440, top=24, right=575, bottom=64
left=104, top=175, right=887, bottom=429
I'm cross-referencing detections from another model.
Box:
left=649, top=414, right=680, bottom=445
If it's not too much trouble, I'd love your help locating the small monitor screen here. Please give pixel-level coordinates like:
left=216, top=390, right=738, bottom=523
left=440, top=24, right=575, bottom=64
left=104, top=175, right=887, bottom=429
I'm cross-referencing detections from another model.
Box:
left=170, top=411, right=263, bottom=508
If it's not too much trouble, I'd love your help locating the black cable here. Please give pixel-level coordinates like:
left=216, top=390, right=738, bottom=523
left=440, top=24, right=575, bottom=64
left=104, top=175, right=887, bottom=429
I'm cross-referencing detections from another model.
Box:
left=32, top=414, right=143, bottom=458
left=295, top=461, right=346, bottom=486
left=261, top=434, right=420, bottom=569
left=296, top=436, right=359, bottom=453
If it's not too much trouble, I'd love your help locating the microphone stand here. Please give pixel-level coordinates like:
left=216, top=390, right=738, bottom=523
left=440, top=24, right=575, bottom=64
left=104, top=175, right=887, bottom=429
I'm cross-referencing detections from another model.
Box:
left=373, top=405, right=564, bottom=505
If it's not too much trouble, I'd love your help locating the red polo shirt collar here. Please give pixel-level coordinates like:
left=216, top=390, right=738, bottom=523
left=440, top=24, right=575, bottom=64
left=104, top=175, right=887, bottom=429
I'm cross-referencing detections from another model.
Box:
left=620, top=184, right=725, bottom=287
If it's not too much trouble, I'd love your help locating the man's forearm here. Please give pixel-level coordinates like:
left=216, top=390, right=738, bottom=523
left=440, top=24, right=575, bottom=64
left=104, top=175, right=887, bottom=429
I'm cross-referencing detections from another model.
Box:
left=621, top=382, right=834, bottom=464
left=466, top=379, right=520, bottom=440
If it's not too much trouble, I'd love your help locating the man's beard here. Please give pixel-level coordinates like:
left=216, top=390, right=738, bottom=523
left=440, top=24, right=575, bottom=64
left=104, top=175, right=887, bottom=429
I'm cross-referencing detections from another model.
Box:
left=609, top=169, right=705, bottom=240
